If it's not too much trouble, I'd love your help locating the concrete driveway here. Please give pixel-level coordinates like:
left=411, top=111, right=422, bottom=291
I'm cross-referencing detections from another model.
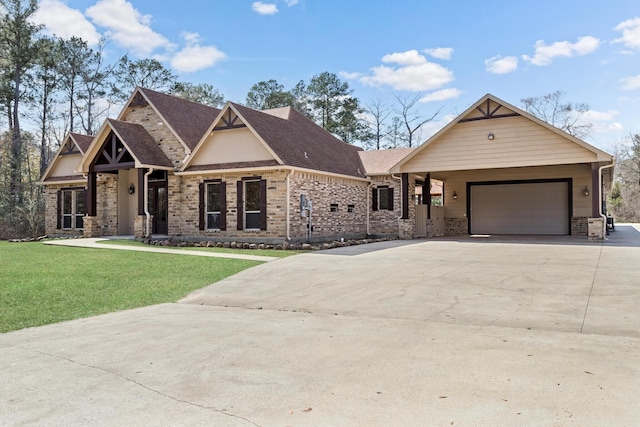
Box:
left=2, top=226, right=640, bottom=426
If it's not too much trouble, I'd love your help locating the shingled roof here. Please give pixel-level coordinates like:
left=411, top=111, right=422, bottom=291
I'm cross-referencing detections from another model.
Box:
left=359, top=148, right=416, bottom=175
left=229, top=103, right=367, bottom=179
left=136, top=88, right=221, bottom=151
left=107, top=119, right=173, bottom=169
left=69, top=133, right=94, bottom=153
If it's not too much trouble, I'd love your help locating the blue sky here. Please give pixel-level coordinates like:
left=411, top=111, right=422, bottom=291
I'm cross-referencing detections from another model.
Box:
left=32, top=0, right=640, bottom=151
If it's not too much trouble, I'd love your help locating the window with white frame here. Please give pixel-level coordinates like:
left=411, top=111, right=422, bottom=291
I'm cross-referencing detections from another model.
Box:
left=61, top=189, right=85, bottom=229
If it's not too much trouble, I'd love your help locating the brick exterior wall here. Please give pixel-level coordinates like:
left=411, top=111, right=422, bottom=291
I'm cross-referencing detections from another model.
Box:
left=368, top=176, right=402, bottom=236
left=44, top=177, right=119, bottom=237
left=289, top=171, right=369, bottom=242
left=445, top=217, right=468, bottom=235
left=121, top=105, right=187, bottom=168
left=44, top=184, right=84, bottom=237
left=172, top=170, right=370, bottom=243
left=571, top=216, right=589, bottom=236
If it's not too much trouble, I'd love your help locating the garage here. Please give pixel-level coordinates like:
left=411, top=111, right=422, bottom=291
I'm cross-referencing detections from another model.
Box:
left=469, top=180, right=570, bottom=235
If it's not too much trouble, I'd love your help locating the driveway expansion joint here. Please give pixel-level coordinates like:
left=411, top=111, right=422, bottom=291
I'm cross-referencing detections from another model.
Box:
left=13, top=346, right=262, bottom=427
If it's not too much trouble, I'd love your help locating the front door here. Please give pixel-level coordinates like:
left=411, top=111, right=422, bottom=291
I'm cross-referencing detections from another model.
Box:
left=148, top=182, right=168, bottom=235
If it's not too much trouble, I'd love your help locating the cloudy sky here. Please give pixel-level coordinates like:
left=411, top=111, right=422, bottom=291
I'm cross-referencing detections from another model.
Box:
left=31, top=0, right=640, bottom=151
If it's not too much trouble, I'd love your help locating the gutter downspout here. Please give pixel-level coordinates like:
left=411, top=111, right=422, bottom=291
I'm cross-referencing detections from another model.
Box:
left=285, top=169, right=293, bottom=241
left=598, top=160, right=615, bottom=238
left=366, top=181, right=374, bottom=235
left=144, top=168, right=154, bottom=238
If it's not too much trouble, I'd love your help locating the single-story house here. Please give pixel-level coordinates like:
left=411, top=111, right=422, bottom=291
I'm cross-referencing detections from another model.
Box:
left=40, top=89, right=614, bottom=242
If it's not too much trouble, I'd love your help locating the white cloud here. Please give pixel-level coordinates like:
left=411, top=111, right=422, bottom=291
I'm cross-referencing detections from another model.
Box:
left=583, top=110, right=624, bottom=134
left=619, top=74, right=640, bottom=90
left=252, top=2, right=278, bottom=15
left=170, top=32, right=227, bottom=73
left=360, top=50, right=454, bottom=91
left=30, top=0, right=101, bottom=46
left=284, top=0, right=299, bottom=5
left=86, top=0, right=171, bottom=56
left=423, top=47, right=453, bottom=60
left=419, top=88, right=462, bottom=103
left=522, top=36, right=600, bottom=66
left=339, top=71, right=364, bottom=80
left=382, top=49, right=427, bottom=66
left=485, top=55, right=518, bottom=74
left=614, top=17, right=640, bottom=51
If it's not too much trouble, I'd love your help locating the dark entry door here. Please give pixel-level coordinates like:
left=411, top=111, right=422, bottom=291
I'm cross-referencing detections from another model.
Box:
left=148, top=182, right=168, bottom=234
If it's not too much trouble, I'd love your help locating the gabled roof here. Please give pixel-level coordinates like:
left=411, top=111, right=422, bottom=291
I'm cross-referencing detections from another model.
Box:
left=69, top=133, right=94, bottom=153
left=359, top=148, right=415, bottom=175
left=39, top=132, right=95, bottom=184
left=391, top=93, right=614, bottom=173
left=77, top=119, right=173, bottom=172
left=119, top=87, right=221, bottom=152
left=183, top=102, right=367, bottom=179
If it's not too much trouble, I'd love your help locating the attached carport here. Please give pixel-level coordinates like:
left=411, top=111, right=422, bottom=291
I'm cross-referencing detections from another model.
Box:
left=391, top=94, right=615, bottom=238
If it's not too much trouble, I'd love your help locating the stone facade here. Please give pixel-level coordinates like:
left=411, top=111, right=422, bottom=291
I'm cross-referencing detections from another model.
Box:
left=121, top=105, right=187, bottom=168
left=571, top=216, right=589, bottom=236
left=445, top=217, right=468, bottom=235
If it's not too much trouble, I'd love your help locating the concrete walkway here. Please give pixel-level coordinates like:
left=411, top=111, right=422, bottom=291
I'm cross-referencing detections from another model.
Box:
left=2, top=226, right=639, bottom=425
left=43, top=237, right=278, bottom=262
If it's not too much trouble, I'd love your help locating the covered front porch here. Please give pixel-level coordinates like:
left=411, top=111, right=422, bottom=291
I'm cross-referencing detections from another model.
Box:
left=78, top=119, right=174, bottom=239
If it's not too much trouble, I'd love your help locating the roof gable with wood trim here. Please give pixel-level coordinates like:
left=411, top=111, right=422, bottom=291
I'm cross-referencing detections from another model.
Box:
left=77, top=119, right=173, bottom=173
left=183, top=102, right=367, bottom=179
left=40, top=133, right=94, bottom=184
left=391, top=94, right=614, bottom=174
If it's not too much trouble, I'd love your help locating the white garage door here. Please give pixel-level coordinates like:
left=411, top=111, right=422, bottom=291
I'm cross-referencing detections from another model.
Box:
left=470, top=181, right=569, bottom=235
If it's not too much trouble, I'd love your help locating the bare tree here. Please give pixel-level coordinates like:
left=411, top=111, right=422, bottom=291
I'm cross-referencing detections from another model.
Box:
left=521, top=90, right=592, bottom=140
left=365, top=97, right=391, bottom=150
left=394, top=94, right=440, bottom=148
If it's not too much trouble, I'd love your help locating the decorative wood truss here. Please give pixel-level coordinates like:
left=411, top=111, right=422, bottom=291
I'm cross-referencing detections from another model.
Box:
left=214, top=109, right=247, bottom=131
left=90, top=132, right=135, bottom=172
left=60, top=139, right=81, bottom=156
left=459, top=99, right=520, bottom=123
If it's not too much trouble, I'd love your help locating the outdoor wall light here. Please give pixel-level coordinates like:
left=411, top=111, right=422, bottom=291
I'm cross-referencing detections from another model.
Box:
left=128, top=183, right=135, bottom=195
left=487, top=133, right=495, bottom=140
left=583, top=186, right=589, bottom=196
left=452, top=191, right=458, bottom=199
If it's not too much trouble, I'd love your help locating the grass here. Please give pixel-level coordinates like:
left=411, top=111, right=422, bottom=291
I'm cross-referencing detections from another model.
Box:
left=0, top=241, right=263, bottom=333
left=97, top=238, right=300, bottom=258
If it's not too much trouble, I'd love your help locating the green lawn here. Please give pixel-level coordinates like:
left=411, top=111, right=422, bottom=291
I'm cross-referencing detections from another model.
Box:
left=0, top=241, right=263, bottom=333
left=97, top=238, right=299, bottom=257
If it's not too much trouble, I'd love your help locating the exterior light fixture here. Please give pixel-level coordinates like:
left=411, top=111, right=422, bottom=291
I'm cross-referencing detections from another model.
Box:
left=583, top=186, right=589, bottom=196
left=488, top=133, right=495, bottom=140
left=128, top=183, right=135, bottom=195
left=452, top=191, right=458, bottom=200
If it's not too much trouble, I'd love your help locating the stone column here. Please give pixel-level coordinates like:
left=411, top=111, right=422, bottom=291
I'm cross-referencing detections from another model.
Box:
left=82, top=216, right=101, bottom=237
left=134, top=215, right=151, bottom=239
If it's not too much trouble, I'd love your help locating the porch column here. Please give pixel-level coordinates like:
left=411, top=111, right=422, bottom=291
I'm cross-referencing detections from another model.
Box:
left=137, top=168, right=146, bottom=216
left=86, top=171, right=97, bottom=216
left=423, top=173, right=431, bottom=219
left=591, top=163, right=600, bottom=217
left=401, top=173, right=409, bottom=219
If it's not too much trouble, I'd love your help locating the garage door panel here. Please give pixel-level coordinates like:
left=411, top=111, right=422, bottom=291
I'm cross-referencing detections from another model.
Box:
left=470, top=182, right=569, bottom=235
